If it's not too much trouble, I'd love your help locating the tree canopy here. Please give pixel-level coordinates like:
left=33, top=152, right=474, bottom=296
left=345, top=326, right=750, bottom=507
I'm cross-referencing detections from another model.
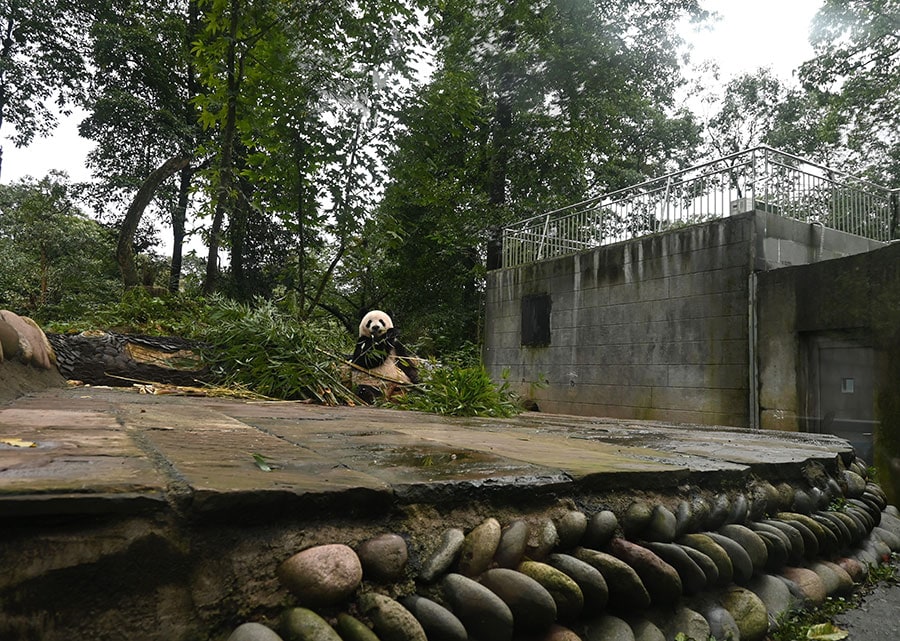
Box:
left=0, top=0, right=91, bottom=178
left=2, top=0, right=897, bottom=354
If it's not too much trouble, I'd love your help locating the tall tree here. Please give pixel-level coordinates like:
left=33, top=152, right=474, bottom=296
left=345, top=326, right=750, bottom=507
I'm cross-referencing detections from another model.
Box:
left=81, top=0, right=201, bottom=291
left=0, top=173, right=120, bottom=318
left=799, top=0, right=900, bottom=184
left=192, top=0, right=424, bottom=307
left=0, top=0, right=92, bottom=178
left=375, top=0, right=705, bottom=350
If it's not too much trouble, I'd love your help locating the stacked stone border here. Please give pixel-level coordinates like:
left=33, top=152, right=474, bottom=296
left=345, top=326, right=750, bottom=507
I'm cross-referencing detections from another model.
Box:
left=229, top=458, right=900, bottom=641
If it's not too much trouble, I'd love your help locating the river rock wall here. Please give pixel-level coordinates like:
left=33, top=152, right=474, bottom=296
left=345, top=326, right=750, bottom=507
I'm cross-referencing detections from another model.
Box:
left=224, top=460, right=899, bottom=641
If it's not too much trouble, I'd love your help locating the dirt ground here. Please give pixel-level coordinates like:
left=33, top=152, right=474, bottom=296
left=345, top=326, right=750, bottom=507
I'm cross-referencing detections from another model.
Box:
left=0, top=361, right=64, bottom=404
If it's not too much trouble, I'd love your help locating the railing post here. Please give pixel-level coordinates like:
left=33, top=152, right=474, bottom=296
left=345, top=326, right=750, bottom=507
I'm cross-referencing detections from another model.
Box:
left=891, top=190, right=900, bottom=241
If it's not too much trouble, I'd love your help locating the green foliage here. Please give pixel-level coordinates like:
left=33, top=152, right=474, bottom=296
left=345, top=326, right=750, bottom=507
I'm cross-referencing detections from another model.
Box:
left=0, top=0, right=91, bottom=177
left=798, top=0, right=900, bottom=183
left=199, top=297, right=357, bottom=403
left=0, top=173, right=122, bottom=320
left=371, top=0, right=706, bottom=350
left=386, top=363, right=520, bottom=418
left=44, top=287, right=216, bottom=337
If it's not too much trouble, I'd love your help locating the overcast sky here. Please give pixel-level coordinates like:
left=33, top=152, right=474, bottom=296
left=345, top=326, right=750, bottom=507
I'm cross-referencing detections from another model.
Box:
left=1, top=0, right=822, bottom=186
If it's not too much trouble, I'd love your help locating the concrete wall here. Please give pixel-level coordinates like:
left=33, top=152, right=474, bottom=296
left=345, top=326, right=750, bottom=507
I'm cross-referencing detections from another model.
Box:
left=484, top=211, right=885, bottom=427
left=756, top=241, right=900, bottom=502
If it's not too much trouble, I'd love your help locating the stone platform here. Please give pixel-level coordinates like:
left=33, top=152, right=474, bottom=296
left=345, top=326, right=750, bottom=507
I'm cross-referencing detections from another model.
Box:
left=1, top=385, right=897, bottom=641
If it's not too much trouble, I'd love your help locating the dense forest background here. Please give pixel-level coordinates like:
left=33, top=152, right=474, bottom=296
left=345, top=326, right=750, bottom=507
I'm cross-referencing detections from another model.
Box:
left=1, top=0, right=898, bottom=357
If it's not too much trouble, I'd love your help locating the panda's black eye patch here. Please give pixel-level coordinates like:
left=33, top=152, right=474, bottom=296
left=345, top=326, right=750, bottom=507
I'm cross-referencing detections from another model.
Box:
left=366, top=320, right=372, bottom=328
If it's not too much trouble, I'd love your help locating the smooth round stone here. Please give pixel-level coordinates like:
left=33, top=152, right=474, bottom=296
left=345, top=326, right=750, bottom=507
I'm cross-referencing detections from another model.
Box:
left=480, top=568, right=557, bottom=633
left=643, top=505, right=677, bottom=543
left=810, top=561, right=854, bottom=596
left=227, top=623, right=284, bottom=641
left=556, top=510, right=588, bottom=549
left=777, top=512, right=832, bottom=555
left=420, top=528, right=465, bottom=583
left=810, top=486, right=829, bottom=510
left=399, top=595, right=467, bottom=641
left=279, top=608, right=342, bottom=641
left=776, top=484, right=796, bottom=510
left=833, top=556, right=866, bottom=583
left=458, top=518, right=502, bottom=577
left=707, top=494, right=731, bottom=530
left=335, top=613, right=380, bottom=641
left=537, top=624, right=584, bottom=641
left=879, top=510, right=900, bottom=538
left=688, top=497, right=711, bottom=531
left=813, top=513, right=850, bottom=549
left=622, top=502, right=653, bottom=538
left=495, top=519, right=529, bottom=568
left=827, top=477, right=844, bottom=501
left=357, top=533, right=408, bottom=583
left=887, top=504, right=900, bottom=518
left=873, top=525, right=900, bottom=551
left=689, top=597, right=739, bottom=641
left=816, top=512, right=854, bottom=547
left=721, top=586, right=769, bottom=641
left=546, top=552, right=609, bottom=611
left=358, top=592, right=427, bottom=641
left=583, top=615, right=635, bottom=641
left=775, top=574, right=808, bottom=605
left=754, top=529, right=789, bottom=571
left=751, top=481, right=781, bottom=518
left=277, top=544, right=362, bottom=607
left=674, top=501, right=692, bottom=537
left=727, top=494, right=749, bottom=524
left=643, top=542, right=707, bottom=595
left=861, top=536, right=892, bottom=562
left=649, top=606, right=710, bottom=641
left=851, top=546, right=879, bottom=568
left=442, top=573, right=513, bottom=641
left=792, top=489, right=814, bottom=514
left=573, top=547, right=650, bottom=611
left=760, top=519, right=806, bottom=562
left=677, top=534, right=733, bottom=586
left=676, top=543, right=720, bottom=586
left=718, top=523, right=769, bottom=573
left=608, top=538, right=682, bottom=605
left=517, top=560, right=584, bottom=621
left=628, top=618, right=665, bottom=641
left=528, top=519, right=561, bottom=560
left=780, top=567, right=827, bottom=606
left=584, top=510, right=618, bottom=548
left=746, top=573, right=795, bottom=620
left=843, top=470, right=867, bottom=498
left=704, top=531, right=754, bottom=584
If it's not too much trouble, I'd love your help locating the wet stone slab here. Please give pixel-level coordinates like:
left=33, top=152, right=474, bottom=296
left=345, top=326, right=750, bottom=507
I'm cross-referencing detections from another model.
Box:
left=0, top=386, right=854, bottom=520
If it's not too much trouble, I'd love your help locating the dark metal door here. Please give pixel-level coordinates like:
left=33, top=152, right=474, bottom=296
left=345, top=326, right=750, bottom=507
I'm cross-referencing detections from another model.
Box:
left=818, top=346, right=876, bottom=463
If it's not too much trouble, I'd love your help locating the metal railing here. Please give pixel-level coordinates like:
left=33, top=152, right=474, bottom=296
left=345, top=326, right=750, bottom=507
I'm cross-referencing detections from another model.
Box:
left=501, top=146, right=898, bottom=268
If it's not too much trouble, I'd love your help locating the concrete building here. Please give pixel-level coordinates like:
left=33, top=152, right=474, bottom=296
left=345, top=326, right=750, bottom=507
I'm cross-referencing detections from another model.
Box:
left=483, top=148, right=899, bottom=468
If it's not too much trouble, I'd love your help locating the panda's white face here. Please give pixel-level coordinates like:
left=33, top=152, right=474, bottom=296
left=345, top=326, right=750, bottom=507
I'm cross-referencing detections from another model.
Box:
left=359, top=310, right=394, bottom=338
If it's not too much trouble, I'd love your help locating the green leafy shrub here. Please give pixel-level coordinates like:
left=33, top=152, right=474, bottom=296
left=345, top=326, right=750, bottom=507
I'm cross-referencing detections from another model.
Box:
left=199, top=298, right=357, bottom=403
left=45, top=288, right=216, bottom=337
left=387, top=363, right=520, bottom=417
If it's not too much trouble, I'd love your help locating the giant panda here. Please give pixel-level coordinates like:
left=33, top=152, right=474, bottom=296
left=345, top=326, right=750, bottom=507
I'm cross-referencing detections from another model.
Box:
left=350, top=310, right=419, bottom=403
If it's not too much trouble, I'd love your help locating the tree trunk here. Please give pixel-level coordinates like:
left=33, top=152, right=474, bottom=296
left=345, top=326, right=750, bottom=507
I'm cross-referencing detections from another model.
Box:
left=168, top=166, right=193, bottom=293
left=203, top=0, right=242, bottom=296
left=117, top=154, right=192, bottom=288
